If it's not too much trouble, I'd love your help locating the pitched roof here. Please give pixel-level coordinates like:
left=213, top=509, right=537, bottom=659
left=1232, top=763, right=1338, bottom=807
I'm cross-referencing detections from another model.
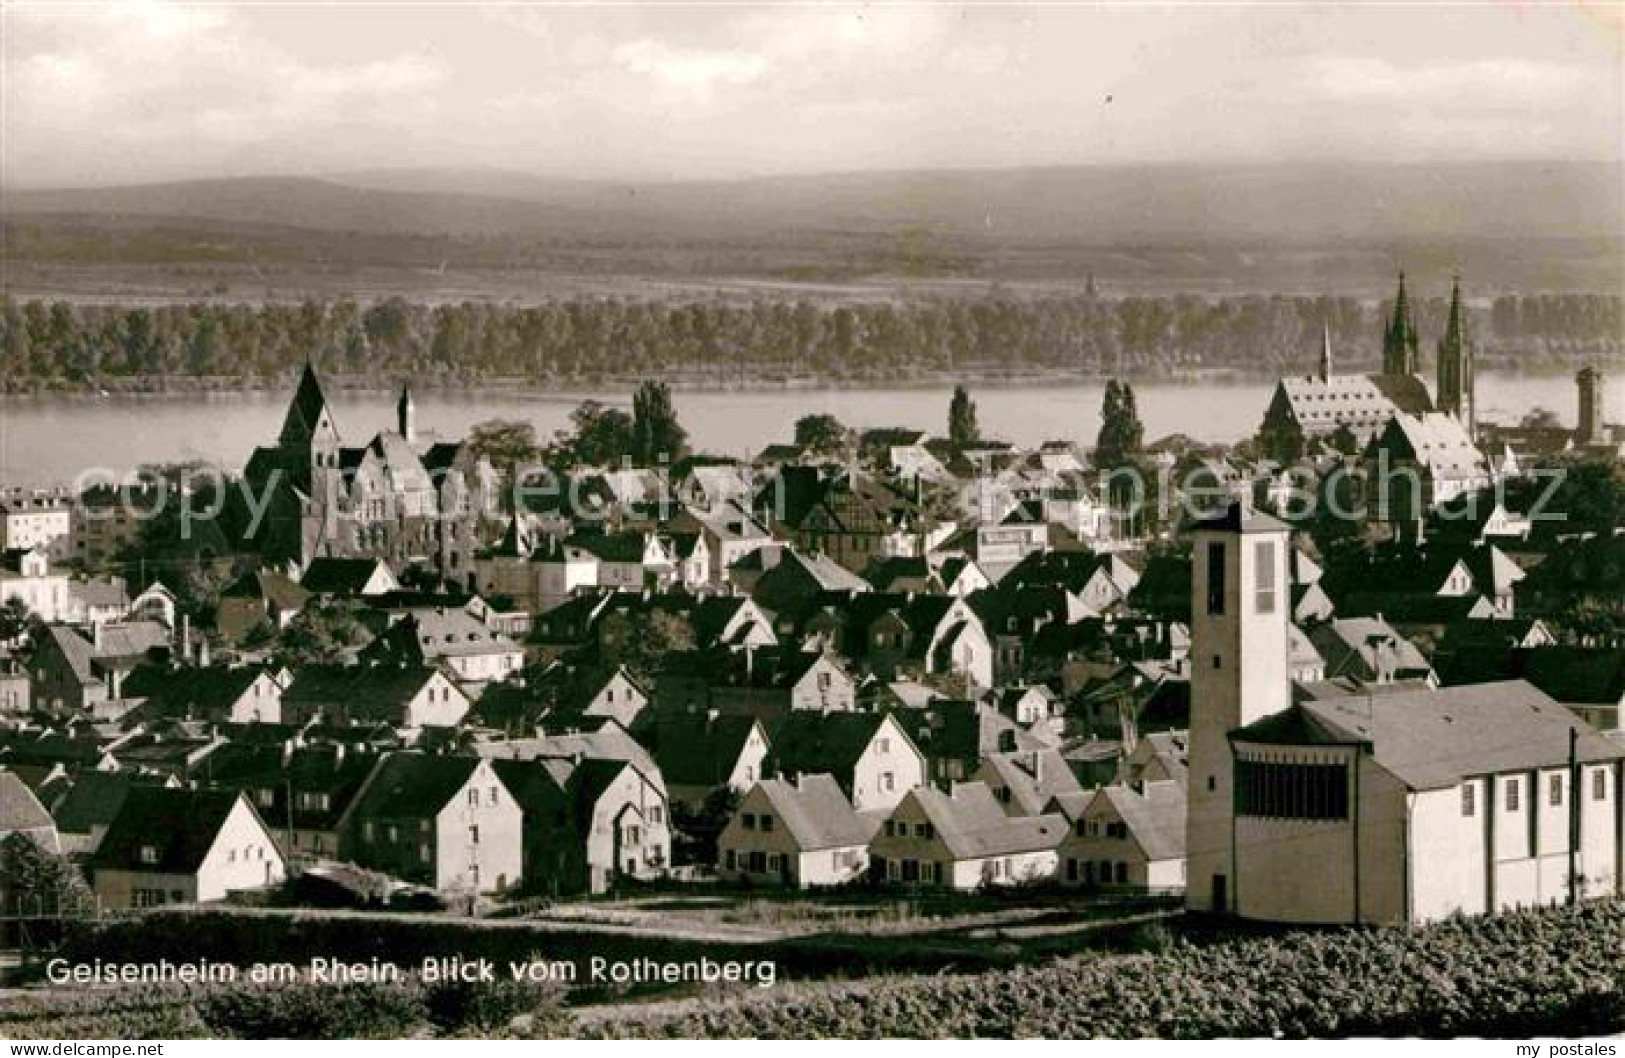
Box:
left=642, top=713, right=763, bottom=788
left=123, top=665, right=272, bottom=718
left=980, top=749, right=1083, bottom=814
left=906, top=782, right=1067, bottom=858
left=282, top=664, right=449, bottom=721
left=92, top=787, right=251, bottom=874
left=48, top=771, right=148, bottom=834
left=221, top=569, right=311, bottom=611
left=300, top=558, right=393, bottom=596
left=766, top=712, right=899, bottom=777
left=278, top=363, right=340, bottom=449
left=1094, top=781, right=1186, bottom=861
left=347, top=752, right=481, bottom=819
left=1235, top=680, right=1624, bottom=790
left=752, top=775, right=875, bottom=850
left=0, top=770, right=55, bottom=834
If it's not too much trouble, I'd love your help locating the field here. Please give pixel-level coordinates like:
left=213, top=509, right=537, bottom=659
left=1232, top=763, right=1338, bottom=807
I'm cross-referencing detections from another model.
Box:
left=1, top=898, right=1620, bottom=1039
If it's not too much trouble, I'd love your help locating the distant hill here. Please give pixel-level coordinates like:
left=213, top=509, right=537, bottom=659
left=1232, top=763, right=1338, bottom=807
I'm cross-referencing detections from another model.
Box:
left=8, top=162, right=1619, bottom=247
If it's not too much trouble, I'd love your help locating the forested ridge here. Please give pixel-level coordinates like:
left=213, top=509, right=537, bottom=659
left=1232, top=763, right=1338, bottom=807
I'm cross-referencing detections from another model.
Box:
left=1, top=292, right=1618, bottom=393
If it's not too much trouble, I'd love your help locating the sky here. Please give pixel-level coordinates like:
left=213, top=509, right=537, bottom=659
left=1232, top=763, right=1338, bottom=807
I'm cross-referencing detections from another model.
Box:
left=2, top=1, right=1622, bottom=188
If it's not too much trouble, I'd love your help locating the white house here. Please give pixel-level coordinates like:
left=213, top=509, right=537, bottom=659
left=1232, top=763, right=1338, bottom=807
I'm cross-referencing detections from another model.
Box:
left=1056, top=779, right=1186, bottom=892
left=91, top=788, right=286, bottom=909
left=868, top=781, right=1066, bottom=889
left=717, top=775, right=877, bottom=887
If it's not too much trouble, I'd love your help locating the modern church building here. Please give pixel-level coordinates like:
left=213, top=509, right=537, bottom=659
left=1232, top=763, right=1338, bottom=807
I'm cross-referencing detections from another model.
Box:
left=1186, top=501, right=1624, bottom=924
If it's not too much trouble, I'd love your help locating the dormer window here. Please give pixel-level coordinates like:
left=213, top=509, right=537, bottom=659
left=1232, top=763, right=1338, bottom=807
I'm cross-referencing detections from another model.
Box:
left=139, top=846, right=159, bottom=865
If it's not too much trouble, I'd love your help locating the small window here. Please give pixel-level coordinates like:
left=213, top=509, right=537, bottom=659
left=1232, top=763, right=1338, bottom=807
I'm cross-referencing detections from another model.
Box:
left=1594, top=770, right=1608, bottom=802
left=1549, top=774, right=1564, bottom=807
left=1506, top=778, right=1520, bottom=812
left=139, top=845, right=159, bottom=864
left=1205, top=542, right=1226, bottom=615
left=467, top=788, right=479, bottom=806
left=469, top=825, right=480, bottom=845
left=760, top=815, right=774, bottom=832
left=1461, top=783, right=1475, bottom=817
left=742, top=813, right=757, bottom=830
left=490, top=786, right=500, bottom=805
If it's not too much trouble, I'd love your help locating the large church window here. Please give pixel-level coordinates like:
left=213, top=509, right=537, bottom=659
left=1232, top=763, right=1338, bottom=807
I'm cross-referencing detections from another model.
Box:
left=1235, top=759, right=1349, bottom=820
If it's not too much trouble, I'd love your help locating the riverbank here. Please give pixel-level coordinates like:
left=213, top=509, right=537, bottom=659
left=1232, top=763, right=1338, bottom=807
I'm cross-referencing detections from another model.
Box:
left=0, top=361, right=1607, bottom=402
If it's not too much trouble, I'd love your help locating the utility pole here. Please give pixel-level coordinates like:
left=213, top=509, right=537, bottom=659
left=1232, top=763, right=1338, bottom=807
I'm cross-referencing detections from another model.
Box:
left=1568, top=726, right=1580, bottom=906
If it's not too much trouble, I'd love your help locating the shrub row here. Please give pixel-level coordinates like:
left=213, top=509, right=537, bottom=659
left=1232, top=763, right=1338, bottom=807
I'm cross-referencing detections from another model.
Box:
left=586, top=900, right=1625, bottom=1039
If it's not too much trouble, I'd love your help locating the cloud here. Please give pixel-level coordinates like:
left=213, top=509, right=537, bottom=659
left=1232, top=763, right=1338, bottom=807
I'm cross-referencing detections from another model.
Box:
left=612, top=39, right=768, bottom=96
left=3, top=1, right=446, bottom=184
left=1306, top=55, right=1594, bottom=110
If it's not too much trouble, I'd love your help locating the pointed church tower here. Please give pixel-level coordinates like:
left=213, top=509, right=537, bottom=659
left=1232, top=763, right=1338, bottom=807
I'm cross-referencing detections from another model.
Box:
left=397, top=382, right=416, bottom=443
left=1436, top=277, right=1476, bottom=437
left=278, top=361, right=342, bottom=467
left=1381, top=272, right=1420, bottom=377
left=1318, top=322, right=1333, bottom=382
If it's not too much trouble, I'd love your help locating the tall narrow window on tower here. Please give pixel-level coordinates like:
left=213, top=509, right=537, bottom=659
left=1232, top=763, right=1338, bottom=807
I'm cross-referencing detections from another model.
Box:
left=1206, top=542, right=1226, bottom=615
left=1254, top=540, right=1277, bottom=614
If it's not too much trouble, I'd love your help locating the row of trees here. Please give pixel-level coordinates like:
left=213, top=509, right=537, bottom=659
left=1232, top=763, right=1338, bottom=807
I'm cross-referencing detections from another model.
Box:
left=2, top=293, right=1618, bottom=391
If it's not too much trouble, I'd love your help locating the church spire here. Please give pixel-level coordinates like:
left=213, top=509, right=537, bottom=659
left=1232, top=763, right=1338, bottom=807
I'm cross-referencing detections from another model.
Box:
left=1382, top=271, right=1420, bottom=376
left=1318, top=321, right=1333, bottom=381
left=397, top=382, right=416, bottom=443
left=278, top=359, right=341, bottom=454
left=1437, top=275, right=1475, bottom=437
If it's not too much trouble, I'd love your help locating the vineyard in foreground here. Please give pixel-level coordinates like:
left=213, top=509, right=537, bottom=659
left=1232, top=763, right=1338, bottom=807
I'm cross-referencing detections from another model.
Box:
left=590, top=901, right=1625, bottom=1039
left=3, top=901, right=1621, bottom=1038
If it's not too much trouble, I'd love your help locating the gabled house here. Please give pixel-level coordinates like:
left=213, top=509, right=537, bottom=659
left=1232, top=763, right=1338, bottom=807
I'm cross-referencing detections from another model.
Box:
left=364, top=607, right=524, bottom=687
left=338, top=753, right=522, bottom=894
left=1, top=546, right=69, bottom=623
left=29, top=621, right=170, bottom=716
left=896, top=699, right=1046, bottom=784
left=207, top=743, right=380, bottom=860
left=299, top=557, right=400, bottom=599
left=842, top=593, right=995, bottom=690
left=704, top=648, right=857, bottom=720
left=869, top=782, right=1066, bottom=889
left=764, top=711, right=925, bottom=813
left=281, top=665, right=469, bottom=730
left=1306, top=616, right=1435, bottom=685
left=974, top=747, right=1084, bottom=817
left=640, top=712, right=769, bottom=812
left=749, top=546, right=872, bottom=615
left=91, top=788, right=285, bottom=909
left=666, top=501, right=775, bottom=584
left=1055, top=779, right=1186, bottom=892
left=217, top=569, right=311, bottom=642
left=124, top=665, right=284, bottom=725
left=717, top=775, right=878, bottom=887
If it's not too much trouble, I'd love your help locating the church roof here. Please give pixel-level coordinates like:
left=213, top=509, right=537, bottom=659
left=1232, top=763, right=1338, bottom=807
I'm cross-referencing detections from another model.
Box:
left=1274, top=372, right=1433, bottom=436
left=278, top=364, right=341, bottom=449
left=1235, top=680, right=1624, bottom=790
left=1369, top=412, right=1489, bottom=481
